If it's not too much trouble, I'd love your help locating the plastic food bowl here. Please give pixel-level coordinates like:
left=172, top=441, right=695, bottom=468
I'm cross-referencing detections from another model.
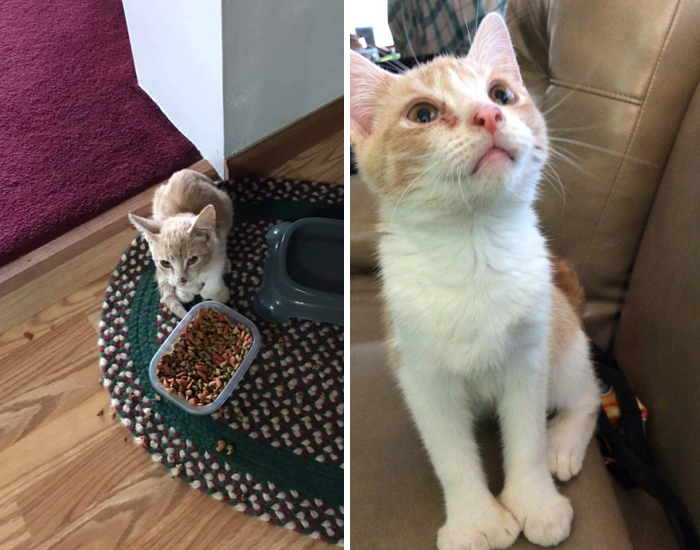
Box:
left=254, top=218, right=343, bottom=325
left=148, top=301, right=261, bottom=415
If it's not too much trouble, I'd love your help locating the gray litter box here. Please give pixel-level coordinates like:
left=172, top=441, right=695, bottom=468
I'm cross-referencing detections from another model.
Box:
left=254, top=218, right=343, bottom=325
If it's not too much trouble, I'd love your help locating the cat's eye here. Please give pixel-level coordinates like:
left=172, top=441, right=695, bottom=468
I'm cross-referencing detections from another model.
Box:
left=407, top=102, right=439, bottom=123
left=187, top=256, right=198, bottom=266
left=489, top=83, right=516, bottom=106
left=160, top=260, right=171, bottom=268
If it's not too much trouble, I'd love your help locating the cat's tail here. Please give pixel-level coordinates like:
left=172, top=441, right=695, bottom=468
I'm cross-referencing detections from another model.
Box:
left=550, top=255, right=585, bottom=320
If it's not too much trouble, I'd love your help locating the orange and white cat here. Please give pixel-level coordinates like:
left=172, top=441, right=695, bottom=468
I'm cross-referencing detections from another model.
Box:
left=351, top=13, right=599, bottom=550
left=129, top=169, right=233, bottom=318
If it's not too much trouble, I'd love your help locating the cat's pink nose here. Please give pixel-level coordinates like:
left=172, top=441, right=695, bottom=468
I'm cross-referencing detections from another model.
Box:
left=178, top=277, right=188, bottom=285
left=471, top=105, right=503, bottom=134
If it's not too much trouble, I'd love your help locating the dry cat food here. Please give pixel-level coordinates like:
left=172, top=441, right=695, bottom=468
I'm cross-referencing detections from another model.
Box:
left=155, top=308, right=253, bottom=407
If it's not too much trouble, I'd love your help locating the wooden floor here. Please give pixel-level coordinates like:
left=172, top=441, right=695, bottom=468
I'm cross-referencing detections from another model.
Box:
left=0, top=130, right=343, bottom=550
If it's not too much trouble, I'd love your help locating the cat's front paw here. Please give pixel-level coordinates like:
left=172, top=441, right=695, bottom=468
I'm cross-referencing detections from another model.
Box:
left=201, top=285, right=230, bottom=304
left=499, top=484, right=572, bottom=547
left=547, top=416, right=587, bottom=482
left=438, top=500, right=520, bottom=550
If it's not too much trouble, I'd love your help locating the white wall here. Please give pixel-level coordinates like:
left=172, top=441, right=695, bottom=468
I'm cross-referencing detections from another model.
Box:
left=121, top=0, right=343, bottom=179
left=346, top=0, right=393, bottom=47
left=221, top=0, right=343, bottom=156
left=122, top=0, right=226, bottom=177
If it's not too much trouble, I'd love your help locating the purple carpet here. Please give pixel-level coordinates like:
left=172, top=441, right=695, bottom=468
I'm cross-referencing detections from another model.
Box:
left=0, top=0, right=200, bottom=267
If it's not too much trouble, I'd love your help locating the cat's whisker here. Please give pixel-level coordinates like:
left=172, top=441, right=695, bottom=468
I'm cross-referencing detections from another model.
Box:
left=549, top=143, right=585, bottom=165
left=540, top=64, right=600, bottom=119
left=400, top=0, right=418, bottom=63
left=459, top=0, right=473, bottom=47
left=540, top=165, right=566, bottom=207
left=541, top=87, right=578, bottom=119
left=549, top=137, right=658, bottom=167
left=456, top=166, right=470, bottom=209
left=548, top=122, right=606, bottom=135
left=548, top=147, right=597, bottom=179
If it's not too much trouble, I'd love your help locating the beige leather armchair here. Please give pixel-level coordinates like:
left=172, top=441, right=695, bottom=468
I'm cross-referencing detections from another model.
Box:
left=350, top=0, right=700, bottom=548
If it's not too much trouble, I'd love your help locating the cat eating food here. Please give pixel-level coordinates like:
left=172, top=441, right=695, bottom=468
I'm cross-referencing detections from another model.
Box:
left=129, top=169, right=233, bottom=318
left=351, top=13, right=600, bottom=550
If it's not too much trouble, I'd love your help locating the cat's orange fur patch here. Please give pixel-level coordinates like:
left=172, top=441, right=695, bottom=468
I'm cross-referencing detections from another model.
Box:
left=550, top=255, right=585, bottom=322
left=549, top=257, right=586, bottom=357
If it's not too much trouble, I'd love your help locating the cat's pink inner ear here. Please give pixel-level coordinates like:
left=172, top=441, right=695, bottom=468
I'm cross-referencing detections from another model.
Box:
left=467, top=13, right=522, bottom=83
left=350, top=51, right=393, bottom=143
left=191, top=204, right=216, bottom=232
left=128, top=213, right=161, bottom=238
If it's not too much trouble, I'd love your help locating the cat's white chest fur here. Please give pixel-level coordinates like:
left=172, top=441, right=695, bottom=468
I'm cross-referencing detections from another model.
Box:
left=380, top=203, right=551, bottom=380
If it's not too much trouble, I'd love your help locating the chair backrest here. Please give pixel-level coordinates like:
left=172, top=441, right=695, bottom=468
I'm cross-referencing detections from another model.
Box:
left=508, top=0, right=700, bottom=348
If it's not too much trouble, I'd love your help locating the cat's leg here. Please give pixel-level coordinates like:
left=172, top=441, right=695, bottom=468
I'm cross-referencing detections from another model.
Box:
left=158, top=280, right=187, bottom=318
left=199, top=248, right=230, bottom=303
left=201, top=276, right=230, bottom=303
left=176, top=289, right=196, bottom=303
left=216, top=231, right=232, bottom=274
left=200, top=260, right=230, bottom=304
left=497, top=342, right=573, bottom=547
left=547, top=329, right=600, bottom=482
left=397, top=363, right=520, bottom=550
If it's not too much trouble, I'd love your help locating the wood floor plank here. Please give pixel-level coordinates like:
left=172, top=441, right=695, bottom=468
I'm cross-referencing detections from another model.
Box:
left=17, top=433, right=166, bottom=549
left=0, top=316, right=103, bottom=451
left=0, top=391, right=111, bottom=500
left=27, top=462, right=180, bottom=550
left=131, top=488, right=327, bottom=550
left=0, top=275, right=108, bottom=362
left=0, top=228, right=137, bottom=334
left=269, top=131, right=344, bottom=186
left=0, top=502, right=31, bottom=550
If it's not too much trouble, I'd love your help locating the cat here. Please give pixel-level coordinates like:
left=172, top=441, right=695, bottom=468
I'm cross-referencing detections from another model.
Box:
left=129, top=169, right=233, bottom=319
left=350, top=13, right=600, bottom=550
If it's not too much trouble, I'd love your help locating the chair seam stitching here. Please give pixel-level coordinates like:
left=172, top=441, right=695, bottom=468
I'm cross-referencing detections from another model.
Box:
left=549, top=79, right=642, bottom=104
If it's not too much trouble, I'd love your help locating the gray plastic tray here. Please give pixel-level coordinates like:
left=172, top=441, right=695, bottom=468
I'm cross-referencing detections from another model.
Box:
left=148, top=301, right=261, bottom=415
left=254, top=218, right=343, bottom=325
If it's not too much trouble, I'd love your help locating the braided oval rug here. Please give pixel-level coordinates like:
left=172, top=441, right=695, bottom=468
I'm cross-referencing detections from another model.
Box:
left=98, top=177, right=344, bottom=545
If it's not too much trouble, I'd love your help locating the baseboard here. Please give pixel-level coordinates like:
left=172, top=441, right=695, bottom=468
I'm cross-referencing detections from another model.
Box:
left=227, top=97, right=343, bottom=178
left=0, top=97, right=343, bottom=331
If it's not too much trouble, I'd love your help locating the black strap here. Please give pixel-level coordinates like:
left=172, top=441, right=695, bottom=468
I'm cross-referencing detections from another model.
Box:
left=593, top=345, right=700, bottom=550
left=592, top=352, right=650, bottom=464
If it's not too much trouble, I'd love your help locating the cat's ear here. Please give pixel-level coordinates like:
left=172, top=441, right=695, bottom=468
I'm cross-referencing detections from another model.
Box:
left=467, top=13, right=521, bottom=83
left=350, top=51, right=394, bottom=144
left=128, top=213, right=161, bottom=240
left=190, top=205, right=216, bottom=233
